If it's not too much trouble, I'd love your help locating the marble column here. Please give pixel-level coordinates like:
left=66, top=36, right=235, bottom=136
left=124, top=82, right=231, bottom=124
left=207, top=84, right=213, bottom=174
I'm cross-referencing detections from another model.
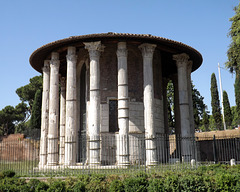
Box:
left=173, top=53, right=192, bottom=162
left=139, top=43, right=158, bottom=166
left=47, top=52, right=60, bottom=166
left=84, top=41, right=104, bottom=166
left=187, top=60, right=195, bottom=159
left=65, top=47, right=78, bottom=166
left=39, top=60, right=50, bottom=167
left=116, top=42, right=130, bottom=166
left=59, top=77, right=66, bottom=165
left=187, top=61, right=194, bottom=136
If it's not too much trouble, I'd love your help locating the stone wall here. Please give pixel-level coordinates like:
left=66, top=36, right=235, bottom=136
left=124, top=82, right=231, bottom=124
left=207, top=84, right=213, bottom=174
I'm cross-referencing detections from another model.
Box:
left=0, top=134, right=39, bottom=161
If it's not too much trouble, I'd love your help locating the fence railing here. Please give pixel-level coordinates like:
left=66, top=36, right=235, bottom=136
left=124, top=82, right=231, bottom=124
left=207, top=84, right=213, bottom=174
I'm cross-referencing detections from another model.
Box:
left=0, top=134, right=239, bottom=176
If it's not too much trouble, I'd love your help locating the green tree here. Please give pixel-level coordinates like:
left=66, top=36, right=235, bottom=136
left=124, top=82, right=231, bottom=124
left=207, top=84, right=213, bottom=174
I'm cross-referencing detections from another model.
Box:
left=16, top=75, right=43, bottom=115
left=223, top=90, right=233, bottom=128
left=226, top=3, right=240, bottom=127
left=231, top=106, right=239, bottom=128
left=226, top=3, right=240, bottom=73
left=167, top=80, right=206, bottom=130
left=0, top=103, right=28, bottom=135
left=210, top=73, right=222, bottom=130
left=30, top=89, right=42, bottom=130
left=200, top=109, right=209, bottom=131
left=234, top=73, right=240, bottom=125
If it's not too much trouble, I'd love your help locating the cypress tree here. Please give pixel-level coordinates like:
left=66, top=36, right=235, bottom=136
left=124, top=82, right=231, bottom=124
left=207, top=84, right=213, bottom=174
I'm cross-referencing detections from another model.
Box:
left=210, top=73, right=222, bottom=130
left=234, top=73, right=240, bottom=126
left=30, top=89, right=42, bottom=130
left=201, top=109, right=209, bottom=131
left=223, top=90, right=233, bottom=128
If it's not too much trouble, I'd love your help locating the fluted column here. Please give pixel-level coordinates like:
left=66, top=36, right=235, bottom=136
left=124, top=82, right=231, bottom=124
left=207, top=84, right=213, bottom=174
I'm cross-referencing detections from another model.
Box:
left=139, top=43, right=157, bottom=166
left=39, top=60, right=50, bottom=167
left=65, top=47, right=78, bottom=166
left=59, top=77, right=66, bottom=165
left=173, top=53, right=192, bottom=162
left=187, top=61, right=194, bottom=136
left=84, top=41, right=104, bottom=166
left=116, top=42, right=130, bottom=166
left=47, top=52, right=60, bottom=166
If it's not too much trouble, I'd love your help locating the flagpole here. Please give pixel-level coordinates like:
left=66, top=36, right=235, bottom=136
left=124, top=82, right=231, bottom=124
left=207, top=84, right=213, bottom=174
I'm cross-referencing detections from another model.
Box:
left=218, top=63, right=226, bottom=130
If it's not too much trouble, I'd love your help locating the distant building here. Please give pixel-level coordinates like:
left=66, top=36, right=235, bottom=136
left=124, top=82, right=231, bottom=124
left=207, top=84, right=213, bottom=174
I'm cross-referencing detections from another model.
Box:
left=29, top=33, right=202, bottom=168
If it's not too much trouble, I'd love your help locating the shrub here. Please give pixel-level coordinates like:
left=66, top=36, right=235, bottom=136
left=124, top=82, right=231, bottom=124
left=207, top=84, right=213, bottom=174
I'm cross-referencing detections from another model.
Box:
left=123, top=177, right=148, bottom=192
left=109, top=179, right=124, bottom=192
left=2, top=170, right=16, bottom=178
left=47, top=179, right=66, bottom=192
left=36, top=181, right=49, bottom=192
left=85, top=174, right=107, bottom=192
left=72, top=181, right=86, bottom=192
left=147, top=178, right=164, bottom=192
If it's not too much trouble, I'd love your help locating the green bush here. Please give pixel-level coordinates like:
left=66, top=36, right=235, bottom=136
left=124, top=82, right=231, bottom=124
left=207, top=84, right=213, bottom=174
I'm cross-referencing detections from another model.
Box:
left=123, top=177, right=148, bottom=192
left=47, top=179, right=66, bottom=192
left=2, top=170, right=16, bottom=178
left=85, top=174, right=107, bottom=192
left=109, top=179, right=124, bottom=192
left=36, top=181, right=49, bottom=192
left=72, top=181, right=86, bottom=192
left=147, top=178, right=164, bottom=192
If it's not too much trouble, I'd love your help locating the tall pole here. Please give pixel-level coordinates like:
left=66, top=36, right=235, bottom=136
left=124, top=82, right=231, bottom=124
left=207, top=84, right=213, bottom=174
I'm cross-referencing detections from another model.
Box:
left=218, top=63, right=226, bottom=130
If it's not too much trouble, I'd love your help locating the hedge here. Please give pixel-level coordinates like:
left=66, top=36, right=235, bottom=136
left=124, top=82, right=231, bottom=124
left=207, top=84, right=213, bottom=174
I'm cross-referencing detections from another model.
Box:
left=0, top=164, right=240, bottom=191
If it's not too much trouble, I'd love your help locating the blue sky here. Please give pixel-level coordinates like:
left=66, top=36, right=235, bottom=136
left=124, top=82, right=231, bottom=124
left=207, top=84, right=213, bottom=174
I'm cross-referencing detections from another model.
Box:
left=0, top=0, right=238, bottom=113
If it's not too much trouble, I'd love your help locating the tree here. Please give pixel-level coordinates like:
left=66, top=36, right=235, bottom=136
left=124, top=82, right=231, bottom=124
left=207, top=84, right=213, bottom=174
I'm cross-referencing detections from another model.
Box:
left=0, top=103, right=28, bottom=135
left=226, top=3, right=240, bottom=73
left=16, top=75, right=43, bottom=116
left=210, top=73, right=222, bottom=130
left=30, top=89, right=42, bottom=130
left=234, top=73, right=240, bottom=125
left=167, top=80, right=206, bottom=130
left=223, top=90, right=233, bottom=128
left=192, top=84, right=206, bottom=129
left=201, top=109, right=209, bottom=131
left=226, top=3, right=240, bottom=127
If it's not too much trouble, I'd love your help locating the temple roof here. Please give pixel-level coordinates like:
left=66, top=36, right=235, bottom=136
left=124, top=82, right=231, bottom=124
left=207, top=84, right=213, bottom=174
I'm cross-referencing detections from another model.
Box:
left=29, top=32, right=203, bottom=73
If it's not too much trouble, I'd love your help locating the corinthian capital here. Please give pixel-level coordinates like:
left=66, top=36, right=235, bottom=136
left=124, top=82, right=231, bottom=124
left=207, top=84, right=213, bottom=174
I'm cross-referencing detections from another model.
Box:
left=42, top=60, right=50, bottom=73
left=138, top=43, right=156, bottom=58
left=50, top=52, right=60, bottom=68
left=173, top=53, right=189, bottom=68
left=66, top=46, right=77, bottom=62
left=116, top=42, right=128, bottom=57
left=84, top=41, right=104, bottom=59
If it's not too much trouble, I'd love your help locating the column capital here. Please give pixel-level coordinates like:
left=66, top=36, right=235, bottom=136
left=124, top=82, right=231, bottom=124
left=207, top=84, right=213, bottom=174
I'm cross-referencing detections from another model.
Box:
left=173, top=53, right=190, bottom=68
left=66, top=47, right=78, bottom=62
left=60, top=77, right=66, bottom=87
left=117, top=42, right=128, bottom=57
left=50, top=52, right=60, bottom=68
left=187, top=60, right=193, bottom=72
left=84, top=41, right=105, bottom=59
left=42, top=60, right=50, bottom=73
left=138, top=43, right=156, bottom=58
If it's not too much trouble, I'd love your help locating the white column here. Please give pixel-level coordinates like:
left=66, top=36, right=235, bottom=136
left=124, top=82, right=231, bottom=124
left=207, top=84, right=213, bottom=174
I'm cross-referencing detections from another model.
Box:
left=84, top=41, right=104, bottom=166
left=39, top=60, right=50, bottom=167
left=173, top=53, right=192, bottom=162
left=187, top=61, right=195, bottom=136
left=59, top=77, right=66, bottom=165
left=47, top=52, right=60, bottom=166
left=116, top=42, right=130, bottom=166
left=65, top=47, right=78, bottom=166
left=139, top=43, right=158, bottom=166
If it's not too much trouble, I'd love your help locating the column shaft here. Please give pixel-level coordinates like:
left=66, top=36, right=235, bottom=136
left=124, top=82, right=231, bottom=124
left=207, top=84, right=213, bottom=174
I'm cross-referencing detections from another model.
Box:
left=59, top=77, right=66, bottom=165
left=84, top=41, right=104, bottom=166
left=65, top=47, right=78, bottom=166
left=39, top=60, right=50, bottom=167
left=139, top=43, right=157, bottom=166
left=47, top=52, right=60, bottom=166
left=117, top=42, right=130, bottom=166
left=173, top=53, right=192, bottom=162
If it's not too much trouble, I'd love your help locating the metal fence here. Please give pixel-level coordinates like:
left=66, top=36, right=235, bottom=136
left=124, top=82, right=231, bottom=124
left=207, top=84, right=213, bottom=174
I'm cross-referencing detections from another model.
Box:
left=0, top=134, right=239, bottom=176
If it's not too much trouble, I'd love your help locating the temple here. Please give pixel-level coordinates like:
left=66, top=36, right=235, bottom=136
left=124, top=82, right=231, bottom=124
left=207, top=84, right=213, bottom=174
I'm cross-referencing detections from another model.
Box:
left=29, top=33, right=203, bottom=168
